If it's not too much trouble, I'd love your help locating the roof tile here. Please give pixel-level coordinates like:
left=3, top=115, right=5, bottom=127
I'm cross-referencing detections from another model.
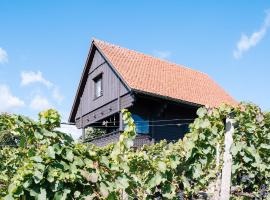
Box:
left=94, top=39, right=237, bottom=107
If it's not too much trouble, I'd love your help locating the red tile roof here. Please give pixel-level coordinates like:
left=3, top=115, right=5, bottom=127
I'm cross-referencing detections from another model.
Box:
left=94, top=39, right=237, bottom=107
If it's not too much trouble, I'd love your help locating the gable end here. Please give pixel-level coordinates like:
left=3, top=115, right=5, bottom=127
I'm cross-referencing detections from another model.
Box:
left=69, top=41, right=131, bottom=123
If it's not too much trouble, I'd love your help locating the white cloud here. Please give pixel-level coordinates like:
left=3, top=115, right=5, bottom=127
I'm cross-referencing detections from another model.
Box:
left=52, top=87, right=64, bottom=104
left=56, top=124, right=81, bottom=139
left=0, top=84, right=24, bottom=112
left=0, top=48, right=8, bottom=64
left=233, top=10, right=270, bottom=59
left=21, top=70, right=64, bottom=104
left=30, top=95, right=52, bottom=111
left=21, top=71, right=53, bottom=87
left=153, top=50, right=172, bottom=59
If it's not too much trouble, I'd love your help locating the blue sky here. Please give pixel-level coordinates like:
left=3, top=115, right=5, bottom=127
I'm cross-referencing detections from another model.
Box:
left=0, top=1, right=270, bottom=127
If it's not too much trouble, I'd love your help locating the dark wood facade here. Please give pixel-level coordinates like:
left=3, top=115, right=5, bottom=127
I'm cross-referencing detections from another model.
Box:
left=129, top=94, right=198, bottom=142
left=69, top=43, right=200, bottom=146
left=70, top=46, right=134, bottom=129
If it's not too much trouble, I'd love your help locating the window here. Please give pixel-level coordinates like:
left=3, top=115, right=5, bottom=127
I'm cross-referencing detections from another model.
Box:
left=94, top=74, right=103, bottom=98
left=131, top=114, right=149, bottom=134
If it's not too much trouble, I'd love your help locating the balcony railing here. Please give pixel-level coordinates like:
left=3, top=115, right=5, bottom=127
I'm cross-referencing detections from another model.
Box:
left=84, top=130, right=154, bottom=148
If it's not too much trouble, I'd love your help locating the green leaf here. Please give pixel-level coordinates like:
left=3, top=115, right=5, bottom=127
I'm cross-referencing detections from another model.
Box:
left=193, top=163, right=202, bottom=179
left=34, top=131, right=43, bottom=140
left=28, top=147, right=36, bottom=157
left=31, top=156, right=43, bottom=163
left=19, top=135, right=26, bottom=148
left=260, top=143, right=270, bottom=150
left=231, top=143, right=241, bottom=156
left=201, top=145, right=212, bottom=154
left=89, top=173, right=99, bottom=183
left=197, top=107, right=207, bottom=118
left=46, top=146, right=55, bottom=159
left=100, top=182, right=109, bottom=198
left=116, top=176, right=129, bottom=189
left=37, top=188, right=46, bottom=200
left=33, top=170, right=43, bottom=184
left=161, top=183, right=176, bottom=199
left=100, top=156, right=109, bottom=167
left=3, top=194, right=14, bottom=200
left=232, top=163, right=240, bottom=174
left=51, top=181, right=63, bottom=192
left=53, top=144, right=63, bottom=155
left=29, top=186, right=40, bottom=197
left=84, top=158, right=94, bottom=168
left=158, top=161, right=167, bottom=173
left=47, top=175, right=54, bottom=183
left=124, top=138, right=134, bottom=148
left=148, top=173, right=162, bottom=188
left=74, top=191, right=81, bottom=198
left=13, top=186, right=24, bottom=197
left=73, top=157, right=84, bottom=167
left=65, top=149, right=74, bottom=162
left=169, top=156, right=180, bottom=169
left=22, top=179, right=32, bottom=189
left=243, top=155, right=252, bottom=163
left=201, top=119, right=211, bottom=128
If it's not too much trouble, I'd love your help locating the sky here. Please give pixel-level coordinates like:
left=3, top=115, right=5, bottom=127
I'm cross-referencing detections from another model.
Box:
left=0, top=1, right=270, bottom=137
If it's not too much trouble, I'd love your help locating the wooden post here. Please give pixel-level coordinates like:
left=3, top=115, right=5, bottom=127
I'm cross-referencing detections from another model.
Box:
left=119, top=112, right=123, bottom=131
left=80, top=97, right=85, bottom=142
left=118, top=77, right=123, bottom=131
left=219, top=117, right=234, bottom=200
left=82, top=128, right=85, bottom=142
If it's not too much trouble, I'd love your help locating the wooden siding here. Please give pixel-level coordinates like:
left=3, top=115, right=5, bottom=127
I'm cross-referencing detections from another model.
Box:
left=75, top=93, right=134, bottom=128
left=89, top=50, right=106, bottom=73
left=129, top=95, right=198, bottom=142
left=75, top=49, right=130, bottom=124
left=151, top=103, right=197, bottom=141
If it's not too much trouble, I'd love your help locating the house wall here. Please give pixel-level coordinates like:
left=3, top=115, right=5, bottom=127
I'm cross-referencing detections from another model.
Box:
left=75, top=49, right=132, bottom=127
left=76, top=93, right=134, bottom=128
left=151, top=104, right=197, bottom=141
left=130, top=95, right=199, bottom=142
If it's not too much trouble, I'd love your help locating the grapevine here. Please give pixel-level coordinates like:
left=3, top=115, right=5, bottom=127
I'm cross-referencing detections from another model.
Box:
left=0, top=103, right=269, bottom=199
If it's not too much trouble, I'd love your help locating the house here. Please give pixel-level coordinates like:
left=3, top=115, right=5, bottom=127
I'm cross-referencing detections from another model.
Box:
left=69, top=39, right=236, bottom=147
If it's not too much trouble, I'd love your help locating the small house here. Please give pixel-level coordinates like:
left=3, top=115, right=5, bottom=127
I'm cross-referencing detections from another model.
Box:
left=69, top=39, right=236, bottom=147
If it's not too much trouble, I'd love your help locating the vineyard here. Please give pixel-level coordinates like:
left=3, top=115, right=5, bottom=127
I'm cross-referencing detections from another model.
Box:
left=0, top=103, right=270, bottom=199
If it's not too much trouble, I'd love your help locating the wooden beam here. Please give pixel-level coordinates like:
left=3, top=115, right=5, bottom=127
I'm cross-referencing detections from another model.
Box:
left=82, top=128, right=85, bottom=143
left=118, top=75, right=123, bottom=131
left=80, top=97, right=86, bottom=142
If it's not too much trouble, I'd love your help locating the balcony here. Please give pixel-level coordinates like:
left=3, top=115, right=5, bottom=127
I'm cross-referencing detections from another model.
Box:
left=84, top=130, right=154, bottom=148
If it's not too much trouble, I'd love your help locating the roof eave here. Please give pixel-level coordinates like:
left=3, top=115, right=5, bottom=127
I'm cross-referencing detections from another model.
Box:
left=132, top=88, right=203, bottom=108
left=68, top=41, right=95, bottom=123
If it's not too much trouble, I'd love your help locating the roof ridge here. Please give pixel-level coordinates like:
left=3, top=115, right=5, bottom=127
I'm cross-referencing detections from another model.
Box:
left=93, top=38, right=208, bottom=76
